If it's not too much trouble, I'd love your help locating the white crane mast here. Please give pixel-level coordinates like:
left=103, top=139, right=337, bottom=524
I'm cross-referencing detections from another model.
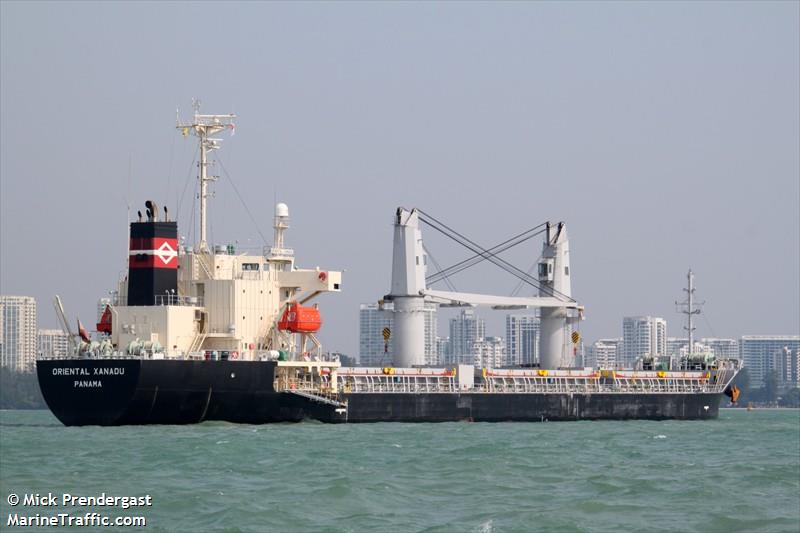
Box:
left=387, top=208, right=582, bottom=370
left=537, top=222, right=573, bottom=369
left=387, top=208, right=427, bottom=367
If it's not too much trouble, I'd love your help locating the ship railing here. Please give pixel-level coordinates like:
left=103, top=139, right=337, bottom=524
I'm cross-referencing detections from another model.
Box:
left=273, top=368, right=737, bottom=395
left=153, top=294, right=204, bottom=306
left=37, top=352, right=158, bottom=360
left=234, top=271, right=263, bottom=280
left=337, top=374, right=458, bottom=394
left=483, top=376, right=603, bottom=394
left=607, top=375, right=730, bottom=394
left=482, top=373, right=734, bottom=394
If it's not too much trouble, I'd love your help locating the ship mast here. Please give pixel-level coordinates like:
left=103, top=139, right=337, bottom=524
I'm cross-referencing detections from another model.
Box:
left=177, top=99, right=236, bottom=253
left=676, top=269, right=703, bottom=359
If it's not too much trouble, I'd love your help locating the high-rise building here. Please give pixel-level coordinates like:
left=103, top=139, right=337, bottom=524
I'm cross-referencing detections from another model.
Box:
left=436, top=336, right=451, bottom=364
left=359, top=303, right=393, bottom=367
left=701, top=338, right=739, bottom=360
left=776, top=347, right=800, bottom=388
left=739, top=336, right=800, bottom=387
left=768, top=347, right=800, bottom=388
left=359, top=302, right=438, bottom=366
left=622, top=316, right=666, bottom=368
left=422, top=303, right=438, bottom=366
left=666, top=337, right=687, bottom=357
left=448, top=309, right=485, bottom=365
left=0, top=296, right=37, bottom=372
left=38, top=329, right=70, bottom=359
left=472, top=336, right=506, bottom=368
left=586, top=338, right=622, bottom=369
left=505, top=314, right=539, bottom=366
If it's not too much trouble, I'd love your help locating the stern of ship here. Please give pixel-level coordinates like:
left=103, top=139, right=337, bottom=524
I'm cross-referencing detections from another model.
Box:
left=36, top=359, right=142, bottom=426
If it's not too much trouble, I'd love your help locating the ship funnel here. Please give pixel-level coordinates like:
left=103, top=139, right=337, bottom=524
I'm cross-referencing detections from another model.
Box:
left=128, top=201, right=178, bottom=306
left=387, top=207, right=426, bottom=367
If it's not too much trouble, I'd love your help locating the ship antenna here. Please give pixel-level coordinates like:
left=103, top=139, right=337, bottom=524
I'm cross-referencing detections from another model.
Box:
left=675, top=269, right=704, bottom=363
left=177, top=100, right=236, bottom=253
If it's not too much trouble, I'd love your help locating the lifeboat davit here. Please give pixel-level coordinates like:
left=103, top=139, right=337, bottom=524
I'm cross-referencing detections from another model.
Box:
left=278, top=303, right=322, bottom=333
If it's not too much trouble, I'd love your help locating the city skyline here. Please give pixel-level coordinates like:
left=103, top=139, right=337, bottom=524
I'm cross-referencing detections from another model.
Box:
left=1, top=2, right=798, bottom=359
left=5, top=290, right=798, bottom=390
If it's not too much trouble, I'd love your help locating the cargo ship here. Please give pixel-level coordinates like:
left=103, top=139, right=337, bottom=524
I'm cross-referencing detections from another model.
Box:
left=36, top=106, right=740, bottom=425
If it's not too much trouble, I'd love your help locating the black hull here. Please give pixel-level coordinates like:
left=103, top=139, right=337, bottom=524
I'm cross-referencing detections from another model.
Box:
left=37, top=359, right=723, bottom=426
left=335, top=391, right=721, bottom=423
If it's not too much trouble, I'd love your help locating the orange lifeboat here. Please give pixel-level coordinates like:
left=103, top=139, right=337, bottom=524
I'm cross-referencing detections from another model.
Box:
left=278, top=303, right=322, bottom=333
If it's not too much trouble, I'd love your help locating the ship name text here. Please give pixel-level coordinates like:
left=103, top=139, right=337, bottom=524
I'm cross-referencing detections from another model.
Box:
left=51, top=367, right=125, bottom=376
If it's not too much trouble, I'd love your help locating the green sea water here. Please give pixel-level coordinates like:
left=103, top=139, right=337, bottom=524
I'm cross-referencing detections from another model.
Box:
left=0, top=409, right=798, bottom=533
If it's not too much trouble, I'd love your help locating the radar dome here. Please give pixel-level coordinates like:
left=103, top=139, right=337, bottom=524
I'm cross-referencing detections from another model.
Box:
left=275, top=203, right=289, bottom=217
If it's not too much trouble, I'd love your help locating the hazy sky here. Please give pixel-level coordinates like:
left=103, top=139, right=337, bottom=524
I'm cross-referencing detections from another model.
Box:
left=1, top=1, right=798, bottom=355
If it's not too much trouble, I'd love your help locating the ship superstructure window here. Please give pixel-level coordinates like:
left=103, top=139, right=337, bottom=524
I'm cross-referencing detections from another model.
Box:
left=242, top=263, right=259, bottom=271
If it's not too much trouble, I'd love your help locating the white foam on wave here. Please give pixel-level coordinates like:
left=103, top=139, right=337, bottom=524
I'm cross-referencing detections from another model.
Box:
left=653, top=435, right=667, bottom=439
left=476, top=519, right=493, bottom=533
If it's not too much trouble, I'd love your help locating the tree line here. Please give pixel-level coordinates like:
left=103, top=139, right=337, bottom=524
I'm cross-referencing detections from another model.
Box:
left=0, top=369, right=47, bottom=409
left=730, top=367, right=800, bottom=407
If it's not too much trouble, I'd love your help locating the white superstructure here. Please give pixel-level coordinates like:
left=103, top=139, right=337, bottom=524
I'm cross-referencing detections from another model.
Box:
left=77, top=106, right=342, bottom=361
